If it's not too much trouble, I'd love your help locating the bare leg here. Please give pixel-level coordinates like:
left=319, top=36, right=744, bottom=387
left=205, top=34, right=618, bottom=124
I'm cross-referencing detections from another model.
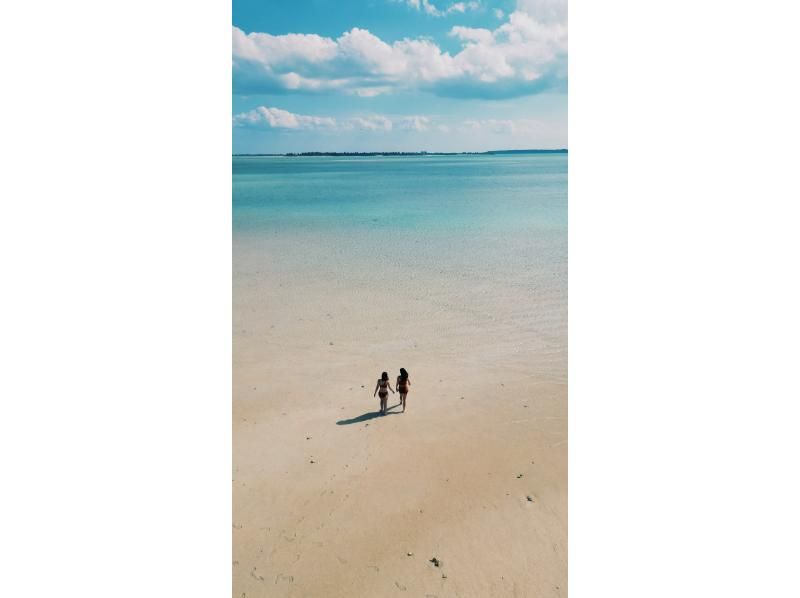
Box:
left=401, top=393, right=407, bottom=412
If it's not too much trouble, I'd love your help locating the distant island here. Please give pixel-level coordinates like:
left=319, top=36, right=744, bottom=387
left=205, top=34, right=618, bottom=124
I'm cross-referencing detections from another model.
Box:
left=233, top=149, right=567, bottom=157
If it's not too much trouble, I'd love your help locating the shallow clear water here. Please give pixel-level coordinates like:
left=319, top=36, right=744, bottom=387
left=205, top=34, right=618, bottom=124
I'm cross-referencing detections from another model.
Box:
left=233, top=154, right=567, bottom=383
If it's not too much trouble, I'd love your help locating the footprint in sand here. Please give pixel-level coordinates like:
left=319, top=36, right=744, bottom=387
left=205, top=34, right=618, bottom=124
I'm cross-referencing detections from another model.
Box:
left=337, top=556, right=348, bottom=564
left=274, top=573, right=294, bottom=584
left=395, top=581, right=407, bottom=591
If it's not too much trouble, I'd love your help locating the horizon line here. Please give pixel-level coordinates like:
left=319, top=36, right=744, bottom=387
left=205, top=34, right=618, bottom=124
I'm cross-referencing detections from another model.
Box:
left=233, top=149, right=568, bottom=156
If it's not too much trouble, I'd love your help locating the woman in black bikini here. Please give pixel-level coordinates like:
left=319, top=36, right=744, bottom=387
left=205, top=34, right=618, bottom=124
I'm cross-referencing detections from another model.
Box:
left=396, top=368, right=410, bottom=413
left=374, top=371, right=394, bottom=415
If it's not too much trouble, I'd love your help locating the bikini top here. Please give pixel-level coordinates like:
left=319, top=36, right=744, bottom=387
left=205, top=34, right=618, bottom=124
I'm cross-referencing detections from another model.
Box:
left=379, top=379, right=388, bottom=388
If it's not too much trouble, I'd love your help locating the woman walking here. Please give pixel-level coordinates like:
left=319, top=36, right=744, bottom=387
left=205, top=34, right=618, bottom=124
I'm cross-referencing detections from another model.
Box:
left=396, top=368, right=410, bottom=413
left=374, top=371, right=394, bottom=415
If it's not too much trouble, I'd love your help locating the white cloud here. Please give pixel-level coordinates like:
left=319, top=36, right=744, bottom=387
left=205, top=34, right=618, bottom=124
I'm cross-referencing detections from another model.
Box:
left=445, top=2, right=480, bottom=15
left=398, top=116, right=431, bottom=131
left=234, top=0, right=566, bottom=99
left=460, top=118, right=547, bottom=135
left=515, top=0, right=566, bottom=25
left=233, top=106, right=337, bottom=130
left=354, top=86, right=393, bottom=97
left=345, top=116, right=394, bottom=131
left=233, top=107, right=558, bottom=144
left=450, top=26, right=494, bottom=44
left=234, top=107, right=435, bottom=134
left=399, top=0, right=479, bottom=17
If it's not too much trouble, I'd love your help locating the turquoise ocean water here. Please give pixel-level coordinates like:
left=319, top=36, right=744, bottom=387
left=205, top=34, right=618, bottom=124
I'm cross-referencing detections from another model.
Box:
left=233, top=153, right=567, bottom=383
left=234, top=154, right=566, bottom=234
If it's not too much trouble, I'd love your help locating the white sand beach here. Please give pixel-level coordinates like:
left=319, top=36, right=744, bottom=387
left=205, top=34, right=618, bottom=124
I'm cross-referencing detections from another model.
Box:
left=233, top=220, right=567, bottom=596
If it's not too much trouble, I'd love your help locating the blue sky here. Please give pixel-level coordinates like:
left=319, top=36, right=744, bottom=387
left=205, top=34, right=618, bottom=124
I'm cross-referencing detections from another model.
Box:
left=232, top=0, right=566, bottom=153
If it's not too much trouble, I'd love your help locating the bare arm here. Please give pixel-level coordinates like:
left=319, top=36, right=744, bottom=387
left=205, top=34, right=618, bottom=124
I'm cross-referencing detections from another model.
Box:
left=374, top=380, right=379, bottom=397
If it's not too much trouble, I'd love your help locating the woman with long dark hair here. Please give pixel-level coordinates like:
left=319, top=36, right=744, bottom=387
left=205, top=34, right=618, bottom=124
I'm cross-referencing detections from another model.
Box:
left=374, top=371, right=394, bottom=415
left=396, top=368, right=410, bottom=413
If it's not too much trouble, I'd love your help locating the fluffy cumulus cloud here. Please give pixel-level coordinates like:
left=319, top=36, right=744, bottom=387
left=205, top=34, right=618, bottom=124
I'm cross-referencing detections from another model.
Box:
left=233, top=106, right=336, bottom=129
left=234, top=107, right=551, bottom=140
left=400, top=0, right=480, bottom=17
left=233, top=0, right=566, bottom=99
left=233, top=107, right=434, bottom=133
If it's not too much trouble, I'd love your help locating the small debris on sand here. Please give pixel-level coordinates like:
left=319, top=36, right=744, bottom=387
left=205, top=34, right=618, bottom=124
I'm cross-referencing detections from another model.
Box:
left=442, top=573, right=448, bottom=579
left=329, top=342, right=334, bottom=345
left=517, top=474, right=524, bottom=478
left=395, top=581, right=407, bottom=591
left=429, top=557, right=442, bottom=567
left=310, top=460, right=316, bottom=464
left=527, top=495, right=534, bottom=502
left=250, top=568, right=264, bottom=582
left=407, top=551, right=414, bottom=557
left=306, top=436, right=312, bottom=440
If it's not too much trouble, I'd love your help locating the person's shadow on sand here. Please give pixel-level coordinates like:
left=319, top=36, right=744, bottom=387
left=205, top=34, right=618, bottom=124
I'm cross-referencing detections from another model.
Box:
left=336, top=404, right=402, bottom=425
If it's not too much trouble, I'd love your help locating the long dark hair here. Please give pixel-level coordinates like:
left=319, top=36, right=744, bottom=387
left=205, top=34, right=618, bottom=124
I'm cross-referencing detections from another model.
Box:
left=381, top=371, right=389, bottom=381
left=399, top=368, right=408, bottom=381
